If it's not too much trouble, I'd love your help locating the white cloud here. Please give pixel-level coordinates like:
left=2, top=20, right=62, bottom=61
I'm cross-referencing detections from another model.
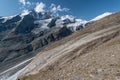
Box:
left=19, top=0, right=26, bottom=5
left=34, top=2, right=46, bottom=13
left=91, top=12, right=113, bottom=21
left=50, top=4, right=69, bottom=13
left=19, top=2, right=69, bottom=14
left=19, top=0, right=31, bottom=6
left=26, top=1, right=31, bottom=5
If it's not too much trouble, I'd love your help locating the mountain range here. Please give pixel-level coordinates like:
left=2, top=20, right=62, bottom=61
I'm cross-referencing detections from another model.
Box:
left=0, top=9, right=115, bottom=80
left=18, top=12, right=120, bottom=80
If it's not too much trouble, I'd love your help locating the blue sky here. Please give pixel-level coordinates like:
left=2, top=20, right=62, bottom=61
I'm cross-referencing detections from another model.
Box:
left=0, top=0, right=120, bottom=20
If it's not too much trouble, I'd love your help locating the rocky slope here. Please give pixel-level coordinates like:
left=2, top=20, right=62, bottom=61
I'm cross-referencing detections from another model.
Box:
left=0, top=10, right=87, bottom=80
left=18, top=12, right=120, bottom=80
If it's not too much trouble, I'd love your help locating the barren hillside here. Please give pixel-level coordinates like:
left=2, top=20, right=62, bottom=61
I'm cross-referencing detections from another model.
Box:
left=18, top=12, right=120, bottom=80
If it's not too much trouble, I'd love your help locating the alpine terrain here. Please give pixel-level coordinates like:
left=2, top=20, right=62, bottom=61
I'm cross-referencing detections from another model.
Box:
left=0, top=3, right=120, bottom=80
left=17, top=12, right=120, bottom=80
left=0, top=9, right=87, bottom=80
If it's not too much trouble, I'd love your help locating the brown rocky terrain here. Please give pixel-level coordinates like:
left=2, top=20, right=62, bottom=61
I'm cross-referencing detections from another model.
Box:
left=18, top=12, right=120, bottom=80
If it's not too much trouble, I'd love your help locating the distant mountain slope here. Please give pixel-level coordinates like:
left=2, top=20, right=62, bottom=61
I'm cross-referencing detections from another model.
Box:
left=0, top=10, right=87, bottom=80
left=18, top=12, right=120, bottom=80
left=0, top=9, right=86, bottom=63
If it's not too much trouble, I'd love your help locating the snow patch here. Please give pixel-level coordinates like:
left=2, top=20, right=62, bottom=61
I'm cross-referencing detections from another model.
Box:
left=6, top=68, right=24, bottom=80
left=0, top=58, right=32, bottom=80
left=67, top=19, right=87, bottom=31
left=0, top=16, right=15, bottom=23
left=32, top=18, right=52, bottom=34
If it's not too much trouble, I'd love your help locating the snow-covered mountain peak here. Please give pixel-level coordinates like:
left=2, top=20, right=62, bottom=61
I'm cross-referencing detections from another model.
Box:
left=91, top=12, right=113, bottom=21
left=61, top=15, right=75, bottom=22
left=20, top=10, right=31, bottom=18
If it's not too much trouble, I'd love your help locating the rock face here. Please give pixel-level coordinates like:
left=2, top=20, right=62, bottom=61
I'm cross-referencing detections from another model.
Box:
left=31, top=26, right=72, bottom=50
left=18, top=12, right=120, bottom=80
